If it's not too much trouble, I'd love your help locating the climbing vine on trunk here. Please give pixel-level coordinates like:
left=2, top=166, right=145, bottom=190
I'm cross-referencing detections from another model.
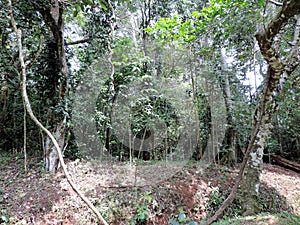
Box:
left=7, top=0, right=108, bottom=223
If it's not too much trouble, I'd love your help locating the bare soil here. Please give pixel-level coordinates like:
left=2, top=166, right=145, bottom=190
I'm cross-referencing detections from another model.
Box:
left=0, top=156, right=299, bottom=225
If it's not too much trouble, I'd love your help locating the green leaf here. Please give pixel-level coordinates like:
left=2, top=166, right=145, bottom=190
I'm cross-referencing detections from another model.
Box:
left=191, top=11, right=201, bottom=18
left=84, top=0, right=93, bottom=5
left=101, top=3, right=108, bottom=10
left=144, top=27, right=154, bottom=34
left=0, top=215, right=7, bottom=222
left=200, top=220, right=207, bottom=225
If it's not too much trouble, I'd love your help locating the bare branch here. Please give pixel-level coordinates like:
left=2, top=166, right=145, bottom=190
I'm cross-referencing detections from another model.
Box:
left=65, top=37, right=91, bottom=46
left=269, top=0, right=283, bottom=6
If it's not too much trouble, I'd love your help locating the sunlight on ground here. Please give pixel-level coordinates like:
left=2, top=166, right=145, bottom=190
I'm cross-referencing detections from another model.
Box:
left=261, top=164, right=300, bottom=216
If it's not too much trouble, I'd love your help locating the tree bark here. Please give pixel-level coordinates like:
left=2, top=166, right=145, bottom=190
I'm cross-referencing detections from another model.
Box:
left=8, top=1, right=108, bottom=224
left=205, top=1, right=300, bottom=224
left=270, top=154, right=300, bottom=173
left=33, top=1, right=69, bottom=173
left=218, top=49, right=236, bottom=165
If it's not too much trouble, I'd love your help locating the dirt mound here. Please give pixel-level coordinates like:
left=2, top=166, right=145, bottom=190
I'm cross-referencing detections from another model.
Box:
left=1, top=157, right=299, bottom=224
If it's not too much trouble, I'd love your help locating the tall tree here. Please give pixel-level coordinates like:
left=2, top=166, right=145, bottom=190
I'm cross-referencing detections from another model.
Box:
left=29, top=0, right=70, bottom=172
left=206, top=0, right=300, bottom=223
left=23, top=0, right=112, bottom=172
left=217, top=49, right=236, bottom=165
left=242, top=1, right=300, bottom=215
left=7, top=0, right=110, bottom=223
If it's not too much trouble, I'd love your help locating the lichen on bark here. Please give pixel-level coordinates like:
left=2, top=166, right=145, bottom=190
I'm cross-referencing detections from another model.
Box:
left=242, top=126, right=269, bottom=215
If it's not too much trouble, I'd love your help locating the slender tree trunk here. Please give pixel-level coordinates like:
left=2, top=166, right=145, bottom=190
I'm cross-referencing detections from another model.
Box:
left=218, top=49, right=236, bottom=165
left=189, top=47, right=203, bottom=160
left=23, top=100, right=27, bottom=172
left=275, top=113, right=284, bottom=155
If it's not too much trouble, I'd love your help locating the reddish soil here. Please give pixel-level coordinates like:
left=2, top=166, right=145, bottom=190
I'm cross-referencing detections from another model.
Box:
left=0, top=158, right=299, bottom=225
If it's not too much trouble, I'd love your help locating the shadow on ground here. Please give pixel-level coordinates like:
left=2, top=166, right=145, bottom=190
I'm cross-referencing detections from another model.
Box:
left=1, top=155, right=299, bottom=225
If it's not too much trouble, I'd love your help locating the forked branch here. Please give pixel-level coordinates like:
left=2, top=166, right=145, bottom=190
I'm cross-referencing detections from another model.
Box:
left=205, top=1, right=300, bottom=224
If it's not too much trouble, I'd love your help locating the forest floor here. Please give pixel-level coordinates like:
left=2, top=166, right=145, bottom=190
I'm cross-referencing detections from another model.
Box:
left=0, top=155, right=300, bottom=225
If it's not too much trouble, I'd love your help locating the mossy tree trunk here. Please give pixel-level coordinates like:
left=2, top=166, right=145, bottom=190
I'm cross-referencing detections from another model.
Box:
left=34, top=1, right=69, bottom=173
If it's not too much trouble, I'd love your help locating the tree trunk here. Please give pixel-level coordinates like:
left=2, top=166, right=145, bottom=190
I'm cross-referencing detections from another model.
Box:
left=218, top=49, right=236, bottom=165
left=274, top=114, right=284, bottom=155
left=205, top=1, right=300, bottom=223
left=44, top=118, right=66, bottom=172
left=241, top=2, right=300, bottom=215
left=270, top=154, right=300, bottom=173
left=35, top=1, right=69, bottom=173
left=241, top=122, right=272, bottom=214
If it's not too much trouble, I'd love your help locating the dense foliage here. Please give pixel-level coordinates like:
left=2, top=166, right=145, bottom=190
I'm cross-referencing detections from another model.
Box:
left=0, top=0, right=299, bottom=165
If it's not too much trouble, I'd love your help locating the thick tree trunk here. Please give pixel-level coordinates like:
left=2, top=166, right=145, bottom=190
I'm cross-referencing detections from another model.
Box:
left=44, top=118, right=66, bottom=172
left=240, top=66, right=280, bottom=215
left=36, top=0, right=69, bottom=173
left=241, top=1, right=300, bottom=215
left=241, top=122, right=271, bottom=214
left=205, top=1, right=300, bottom=224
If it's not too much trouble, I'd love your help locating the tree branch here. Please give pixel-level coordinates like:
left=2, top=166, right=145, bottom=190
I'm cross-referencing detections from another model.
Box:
left=269, top=0, right=283, bottom=6
left=255, top=0, right=300, bottom=72
left=284, top=15, right=300, bottom=74
left=65, top=37, right=91, bottom=46
left=205, top=1, right=300, bottom=224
